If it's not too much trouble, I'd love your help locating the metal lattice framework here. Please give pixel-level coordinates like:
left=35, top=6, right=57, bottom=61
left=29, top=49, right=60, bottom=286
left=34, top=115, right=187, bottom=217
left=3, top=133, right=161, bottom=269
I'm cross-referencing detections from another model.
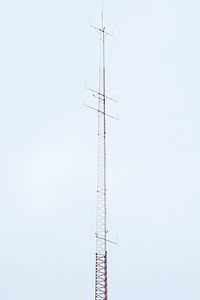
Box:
left=95, top=22, right=107, bottom=300
left=86, top=13, right=115, bottom=300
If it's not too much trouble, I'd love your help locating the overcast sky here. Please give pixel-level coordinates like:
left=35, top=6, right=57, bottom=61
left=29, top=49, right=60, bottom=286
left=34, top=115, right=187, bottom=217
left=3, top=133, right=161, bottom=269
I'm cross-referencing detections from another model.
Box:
left=0, top=0, right=200, bottom=299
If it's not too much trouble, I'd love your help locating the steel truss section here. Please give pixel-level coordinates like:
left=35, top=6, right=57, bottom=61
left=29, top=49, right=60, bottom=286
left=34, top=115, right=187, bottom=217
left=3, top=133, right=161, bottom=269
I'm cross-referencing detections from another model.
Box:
left=95, top=253, right=108, bottom=300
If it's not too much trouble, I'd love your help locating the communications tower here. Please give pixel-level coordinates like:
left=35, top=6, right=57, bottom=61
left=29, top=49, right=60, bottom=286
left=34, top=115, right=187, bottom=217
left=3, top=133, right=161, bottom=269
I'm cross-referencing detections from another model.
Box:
left=86, top=12, right=117, bottom=300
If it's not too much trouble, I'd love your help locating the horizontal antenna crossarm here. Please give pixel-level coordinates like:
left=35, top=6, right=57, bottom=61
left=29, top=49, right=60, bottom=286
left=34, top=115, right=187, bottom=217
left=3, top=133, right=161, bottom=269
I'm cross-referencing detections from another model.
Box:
left=85, top=86, right=117, bottom=103
left=95, top=234, right=118, bottom=245
left=84, top=104, right=118, bottom=120
left=90, top=24, right=112, bottom=36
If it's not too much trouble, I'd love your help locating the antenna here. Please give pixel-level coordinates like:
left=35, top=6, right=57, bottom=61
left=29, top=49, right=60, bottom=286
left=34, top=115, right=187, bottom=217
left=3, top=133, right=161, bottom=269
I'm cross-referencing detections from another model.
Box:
left=86, top=11, right=117, bottom=300
left=95, top=14, right=108, bottom=300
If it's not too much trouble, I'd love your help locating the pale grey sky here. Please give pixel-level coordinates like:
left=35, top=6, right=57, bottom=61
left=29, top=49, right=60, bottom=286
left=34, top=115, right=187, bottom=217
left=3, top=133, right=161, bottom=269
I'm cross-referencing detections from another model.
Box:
left=0, top=0, right=200, bottom=299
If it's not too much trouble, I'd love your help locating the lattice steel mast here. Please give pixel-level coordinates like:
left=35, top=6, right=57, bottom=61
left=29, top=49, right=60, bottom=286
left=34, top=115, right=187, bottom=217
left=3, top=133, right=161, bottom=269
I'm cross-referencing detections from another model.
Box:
left=86, top=12, right=116, bottom=300
left=95, top=13, right=108, bottom=300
